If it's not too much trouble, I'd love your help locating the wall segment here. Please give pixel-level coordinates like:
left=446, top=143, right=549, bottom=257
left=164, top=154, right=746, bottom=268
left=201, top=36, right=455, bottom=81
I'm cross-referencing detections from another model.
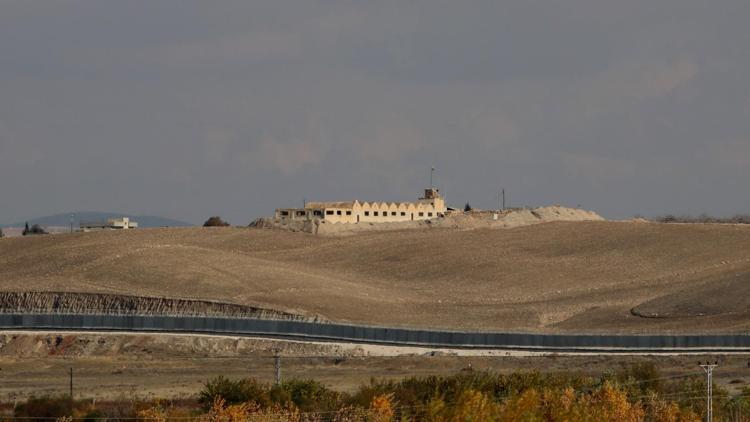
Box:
left=3, top=313, right=750, bottom=352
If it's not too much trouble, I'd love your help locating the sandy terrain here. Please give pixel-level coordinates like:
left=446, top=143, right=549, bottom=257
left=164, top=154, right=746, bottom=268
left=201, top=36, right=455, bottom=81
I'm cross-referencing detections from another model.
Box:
left=1, top=220, right=750, bottom=333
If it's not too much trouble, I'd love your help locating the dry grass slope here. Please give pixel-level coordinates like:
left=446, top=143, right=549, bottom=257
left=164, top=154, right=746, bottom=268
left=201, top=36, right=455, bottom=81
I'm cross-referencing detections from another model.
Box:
left=1, top=222, right=750, bottom=333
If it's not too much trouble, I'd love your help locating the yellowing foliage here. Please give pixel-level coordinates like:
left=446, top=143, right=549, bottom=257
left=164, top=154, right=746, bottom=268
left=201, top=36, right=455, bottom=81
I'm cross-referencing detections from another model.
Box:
left=495, top=381, right=652, bottom=422
left=450, top=389, right=502, bottom=421
left=19, top=369, right=712, bottom=422
left=369, top=393, right=395, bottom=422
left=645, top=396, right=702, bottom=422
left=137, top=404, right=168, bottom=422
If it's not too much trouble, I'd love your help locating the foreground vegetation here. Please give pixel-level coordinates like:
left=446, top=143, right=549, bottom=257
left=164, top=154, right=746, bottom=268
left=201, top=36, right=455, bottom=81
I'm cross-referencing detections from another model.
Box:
left=4, top=363, right=750, bottom=421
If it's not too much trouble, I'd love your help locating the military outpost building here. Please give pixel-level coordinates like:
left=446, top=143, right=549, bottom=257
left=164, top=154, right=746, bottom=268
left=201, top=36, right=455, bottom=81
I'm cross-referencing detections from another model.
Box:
left=275, top=188, right=447, bottom=224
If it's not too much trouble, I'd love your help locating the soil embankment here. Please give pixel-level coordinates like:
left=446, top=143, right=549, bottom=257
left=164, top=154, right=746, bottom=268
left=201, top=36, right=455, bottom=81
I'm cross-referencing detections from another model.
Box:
left=0, top=292, right=319, bottom=321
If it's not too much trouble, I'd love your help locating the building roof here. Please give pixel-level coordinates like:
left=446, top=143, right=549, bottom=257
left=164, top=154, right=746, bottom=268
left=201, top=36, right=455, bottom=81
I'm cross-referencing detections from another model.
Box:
left=303, top=199, right=444, bottom=209
left=304, top=201, right=357, bottom=210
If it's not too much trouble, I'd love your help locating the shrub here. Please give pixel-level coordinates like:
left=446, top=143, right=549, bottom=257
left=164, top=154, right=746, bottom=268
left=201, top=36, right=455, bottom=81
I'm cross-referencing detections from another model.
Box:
left=281, top=379, right=343, bottom=412
left=198, top=376, right=270, bottom=409
left=615, top=361, right=663, bottom=396
left=80, top=408, right=107, bottom=422
left=464, top=202, right=472, bottom=212
left=15, top=396, right=72, bottom=418
left=656, top=214, right=750, bottom=224
left=22, top=222, right=47, bottom=236
left=0, top=227, right=4, bottom=238
left=203, top=216, right=230, bottom=227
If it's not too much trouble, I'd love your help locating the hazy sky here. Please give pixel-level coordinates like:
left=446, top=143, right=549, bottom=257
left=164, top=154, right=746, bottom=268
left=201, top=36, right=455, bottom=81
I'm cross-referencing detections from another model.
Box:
left=2, top=1, right=749, bottom=224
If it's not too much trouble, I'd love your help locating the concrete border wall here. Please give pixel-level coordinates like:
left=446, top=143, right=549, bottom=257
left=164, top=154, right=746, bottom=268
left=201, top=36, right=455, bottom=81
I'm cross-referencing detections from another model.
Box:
left=2, top=313, right=750, bottom=351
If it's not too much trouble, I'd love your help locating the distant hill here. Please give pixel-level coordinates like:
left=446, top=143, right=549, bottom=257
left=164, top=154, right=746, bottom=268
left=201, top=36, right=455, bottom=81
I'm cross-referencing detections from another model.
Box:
left=2, top=222, right=750, bottom=333
left=2, top=212, right=193, bottom=228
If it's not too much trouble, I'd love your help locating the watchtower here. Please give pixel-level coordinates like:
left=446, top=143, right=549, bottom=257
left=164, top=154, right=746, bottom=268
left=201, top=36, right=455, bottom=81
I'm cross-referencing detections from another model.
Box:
left=418, top=188, right=446, bottom=211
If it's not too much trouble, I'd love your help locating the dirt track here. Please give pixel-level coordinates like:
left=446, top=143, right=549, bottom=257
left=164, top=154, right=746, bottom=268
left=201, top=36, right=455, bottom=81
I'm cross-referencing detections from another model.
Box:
left=1, top=222, right=750, bottom=333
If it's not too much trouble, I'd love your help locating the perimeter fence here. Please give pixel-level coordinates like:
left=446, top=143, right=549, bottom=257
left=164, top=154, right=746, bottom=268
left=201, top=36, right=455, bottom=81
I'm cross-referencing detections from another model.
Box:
left=3, top=313, right=750, bottom=351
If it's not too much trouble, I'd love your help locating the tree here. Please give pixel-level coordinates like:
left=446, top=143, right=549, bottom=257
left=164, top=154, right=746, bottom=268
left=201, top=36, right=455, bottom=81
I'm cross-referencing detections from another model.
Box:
left=22, top=223, right=47, bottom=236
left=203, top=216, right=230, bottom=227
left=464, top=203, right=473, bottom=212
left=0, top=227, right=4, bottom=238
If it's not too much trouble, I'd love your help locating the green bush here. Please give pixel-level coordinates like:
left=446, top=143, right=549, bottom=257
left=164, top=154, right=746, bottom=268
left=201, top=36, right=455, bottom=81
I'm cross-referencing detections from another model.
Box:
left=15, top=396, right=72, bottom=418
left=81, top=408, right=107, bottom=422
left=199, top=376, right=270, bottom=409
left=281, top=379, right=343, bottom=412
left=614, top=361, right=663, bottom=397
left=203, top=216, right=230, bottom=227
left=22, top=222, right=47, bottom=236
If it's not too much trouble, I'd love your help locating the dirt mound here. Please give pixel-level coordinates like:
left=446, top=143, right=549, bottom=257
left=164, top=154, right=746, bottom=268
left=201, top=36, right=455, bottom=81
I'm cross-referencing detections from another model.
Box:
left=0, top=291, right=320, bottom=321
left=0, top=332, right=357, bottom=358
left=434, top=206, right=604, bottom=231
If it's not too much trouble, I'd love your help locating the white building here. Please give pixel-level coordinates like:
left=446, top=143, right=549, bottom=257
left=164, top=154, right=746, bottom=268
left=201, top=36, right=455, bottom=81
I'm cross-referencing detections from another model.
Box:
left=80, top=217, right=138, bottom=231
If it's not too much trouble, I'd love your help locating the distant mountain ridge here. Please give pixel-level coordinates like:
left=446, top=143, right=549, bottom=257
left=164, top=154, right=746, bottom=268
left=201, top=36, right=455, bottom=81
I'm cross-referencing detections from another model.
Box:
left=2, top=212, right=193, bottom=228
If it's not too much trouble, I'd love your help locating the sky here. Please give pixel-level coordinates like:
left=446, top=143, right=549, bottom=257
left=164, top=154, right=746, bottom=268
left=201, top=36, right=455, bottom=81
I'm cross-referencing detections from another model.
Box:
left=1, top=0, right=749, bottom=225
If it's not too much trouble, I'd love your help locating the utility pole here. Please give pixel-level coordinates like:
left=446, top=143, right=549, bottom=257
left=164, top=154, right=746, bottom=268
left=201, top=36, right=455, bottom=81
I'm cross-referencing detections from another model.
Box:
left=68, top=367, right=74, bottom=415
left=430, top=167, right=435, bottom=188
left=70, top=213, right=75, bottom=234
left=274, top=353, right=282, bottom=386
left=501, top=189, right=506, bottom=211
left=700, top=361, right=718, bottom=422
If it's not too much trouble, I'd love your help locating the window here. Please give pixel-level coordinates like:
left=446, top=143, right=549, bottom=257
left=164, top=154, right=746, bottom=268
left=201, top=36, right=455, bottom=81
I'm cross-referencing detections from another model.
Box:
left=428, top=212, right=433, bottom=217
left=337, top=210, right=342, bottom=215
left=313, top=210, right=322, bottom=216
left=346, top=211, right=352, bottom=215
left=326, top=210, right=334, bottom=215
left=400, top=212, right=406, bottom=216
left=418, top=212, right=424, bottom=217
left=374, top=211, right=379, bottom=216
left=280, top=211, right=289, bottom=216
left=391, top=212, right=397, bottom=216
left=383, top=212, right=388, bottom=217
left=296, top=211, right=306, bottom=216
left=364, top=211, right=370, bottom=216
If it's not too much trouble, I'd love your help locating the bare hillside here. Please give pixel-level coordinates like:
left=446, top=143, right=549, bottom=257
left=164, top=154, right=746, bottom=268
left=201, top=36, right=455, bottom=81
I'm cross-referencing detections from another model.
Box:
left=1, top=222, right=750, bottom=333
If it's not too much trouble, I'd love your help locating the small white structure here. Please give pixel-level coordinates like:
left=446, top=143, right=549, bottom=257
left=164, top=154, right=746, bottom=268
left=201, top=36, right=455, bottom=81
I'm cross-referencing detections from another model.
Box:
left=108, top=217, right=138, bottom=229
left=275, top=188, right=447, bottom=224
left=80, top=217, right=138, bottom=231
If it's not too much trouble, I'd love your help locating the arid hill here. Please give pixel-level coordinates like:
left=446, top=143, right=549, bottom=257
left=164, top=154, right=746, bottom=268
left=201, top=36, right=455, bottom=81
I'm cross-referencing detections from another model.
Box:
left=1, top=221, right=750, bottom=333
